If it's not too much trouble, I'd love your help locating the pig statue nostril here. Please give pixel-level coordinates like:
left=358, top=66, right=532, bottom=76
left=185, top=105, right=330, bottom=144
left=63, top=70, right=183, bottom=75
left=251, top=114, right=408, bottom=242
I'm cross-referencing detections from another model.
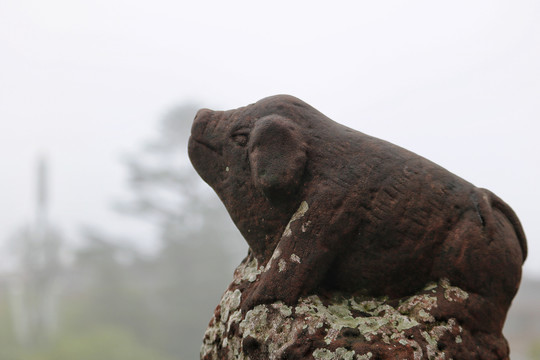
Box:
left=191, top=108, right=214, bottom=137
left=195, top=108, right=213, bottom=122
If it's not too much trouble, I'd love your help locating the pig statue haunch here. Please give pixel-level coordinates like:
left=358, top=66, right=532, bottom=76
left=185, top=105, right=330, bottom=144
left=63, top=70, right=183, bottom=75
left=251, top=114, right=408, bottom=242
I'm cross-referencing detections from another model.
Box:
left=188, top=95, right=526, bottom=334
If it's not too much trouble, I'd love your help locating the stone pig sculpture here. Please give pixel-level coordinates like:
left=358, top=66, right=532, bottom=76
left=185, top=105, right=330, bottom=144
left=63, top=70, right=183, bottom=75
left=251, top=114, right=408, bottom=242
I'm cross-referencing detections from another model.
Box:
left=188, top=95, right=526, bottom=335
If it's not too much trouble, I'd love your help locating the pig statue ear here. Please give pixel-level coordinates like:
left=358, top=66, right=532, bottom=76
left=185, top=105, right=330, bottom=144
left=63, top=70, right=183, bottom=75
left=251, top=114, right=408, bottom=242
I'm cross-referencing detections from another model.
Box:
left=249, top=115, right=307, bottom=200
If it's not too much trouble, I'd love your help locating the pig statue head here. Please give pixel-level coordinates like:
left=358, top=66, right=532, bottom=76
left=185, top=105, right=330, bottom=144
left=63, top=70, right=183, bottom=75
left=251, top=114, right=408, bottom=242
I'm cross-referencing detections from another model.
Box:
left=188, top=95, right=313, bottom=261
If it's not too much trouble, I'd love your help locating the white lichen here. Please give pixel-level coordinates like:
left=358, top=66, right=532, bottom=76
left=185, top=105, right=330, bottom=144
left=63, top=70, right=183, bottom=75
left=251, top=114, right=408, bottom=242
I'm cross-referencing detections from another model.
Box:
left=357, top=352, right=373, bottom=360
left=301, top=220, right=312, bottom=233
left=313, top=347, right=356, bottom=360
left=282, top=201, right=309, bottom=237
left=278, top=259, right=287, bottom=272
left=398, top=293, right=438, bottom=323
left=290, top=253, right=301, bottom=263
left=241, top=305, right=269, bottom=339
left=441, top=278, right=469, bottom=302
left=227, top=310, right=242, bottom=332
left=313, top=348, right=334, bottom=360
left=265, top=248, right=282, bottom=272
left=272, top=302, right=292, bottom=317
left=220, top=289, right=242, bottom=322
left=234, top=256, right=262, bottom=284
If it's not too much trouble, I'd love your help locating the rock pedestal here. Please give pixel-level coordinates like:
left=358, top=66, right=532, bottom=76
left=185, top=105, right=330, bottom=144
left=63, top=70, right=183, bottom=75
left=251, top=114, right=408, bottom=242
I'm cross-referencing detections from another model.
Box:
left=201, top=254, right=511, bottom=360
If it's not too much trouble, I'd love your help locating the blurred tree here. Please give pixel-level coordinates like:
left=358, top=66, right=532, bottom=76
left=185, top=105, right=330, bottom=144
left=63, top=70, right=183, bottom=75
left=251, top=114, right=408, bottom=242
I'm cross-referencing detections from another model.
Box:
left=2, top=104, right=246, bottom=360
left=63, top=230, right=150, bottom=337
left=5, top=157, right=65, bottom=351
left=23, top=326, right=175, bottom=360
left=0, top=286, right=22, bottom=360
left=113, top=103, right=246, bottom=358
left=530, top=341, right=540, bottom=360
left=7, top=224, right=64, bottom=348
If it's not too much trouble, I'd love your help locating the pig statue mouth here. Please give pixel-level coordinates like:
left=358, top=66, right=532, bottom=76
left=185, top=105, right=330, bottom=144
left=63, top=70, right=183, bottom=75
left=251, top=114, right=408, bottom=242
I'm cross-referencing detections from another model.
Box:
left=188, top=94, right=526, bottom=339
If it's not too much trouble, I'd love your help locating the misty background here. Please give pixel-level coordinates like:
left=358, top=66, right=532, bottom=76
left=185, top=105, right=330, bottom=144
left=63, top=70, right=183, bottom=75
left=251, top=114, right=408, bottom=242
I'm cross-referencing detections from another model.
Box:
left=1, top=1, right=539, bottom=359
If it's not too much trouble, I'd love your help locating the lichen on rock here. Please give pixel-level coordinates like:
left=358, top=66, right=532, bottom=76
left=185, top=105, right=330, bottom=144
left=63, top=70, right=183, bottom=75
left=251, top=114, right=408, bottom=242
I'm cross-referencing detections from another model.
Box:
left=201, top=252, right=510, bottom=360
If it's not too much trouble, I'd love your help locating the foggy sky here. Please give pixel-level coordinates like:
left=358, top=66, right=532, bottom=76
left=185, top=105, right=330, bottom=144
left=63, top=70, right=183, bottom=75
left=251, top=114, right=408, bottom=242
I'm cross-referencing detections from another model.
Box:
left=1, top=1, right=538, bottom=275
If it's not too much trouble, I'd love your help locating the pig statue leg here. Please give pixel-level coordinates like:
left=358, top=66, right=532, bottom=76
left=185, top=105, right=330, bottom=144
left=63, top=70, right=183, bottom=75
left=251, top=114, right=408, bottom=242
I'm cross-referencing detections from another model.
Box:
left=241, top=199, right=351, bottom=312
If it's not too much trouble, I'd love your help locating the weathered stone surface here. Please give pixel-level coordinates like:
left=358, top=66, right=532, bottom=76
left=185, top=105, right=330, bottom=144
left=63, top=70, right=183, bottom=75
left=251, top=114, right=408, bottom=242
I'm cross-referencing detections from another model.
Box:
left=201, top=254, right=510, bottom=360
left=188, top=95, right=527, bottom=359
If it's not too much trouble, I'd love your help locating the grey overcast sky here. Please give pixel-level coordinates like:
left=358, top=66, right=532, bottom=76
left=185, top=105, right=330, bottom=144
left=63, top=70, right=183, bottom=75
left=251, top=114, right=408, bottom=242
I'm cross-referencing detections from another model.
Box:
left=1, top=1, right=539, bottom=275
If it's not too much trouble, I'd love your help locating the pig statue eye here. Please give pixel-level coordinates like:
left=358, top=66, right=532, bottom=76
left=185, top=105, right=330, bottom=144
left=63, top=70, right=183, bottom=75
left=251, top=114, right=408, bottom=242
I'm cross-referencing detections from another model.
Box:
left=232, top=131, right=249, bottom=146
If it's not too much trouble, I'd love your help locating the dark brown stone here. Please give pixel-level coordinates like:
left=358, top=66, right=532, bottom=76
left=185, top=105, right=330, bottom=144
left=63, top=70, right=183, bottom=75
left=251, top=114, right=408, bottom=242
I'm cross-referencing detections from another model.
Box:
left=189, top=95, right=526, bottom=359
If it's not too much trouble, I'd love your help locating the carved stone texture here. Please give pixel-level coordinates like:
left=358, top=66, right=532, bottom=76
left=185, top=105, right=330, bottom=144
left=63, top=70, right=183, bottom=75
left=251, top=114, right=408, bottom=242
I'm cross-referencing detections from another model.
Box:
left=188, top=95, right=527, bottom=359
